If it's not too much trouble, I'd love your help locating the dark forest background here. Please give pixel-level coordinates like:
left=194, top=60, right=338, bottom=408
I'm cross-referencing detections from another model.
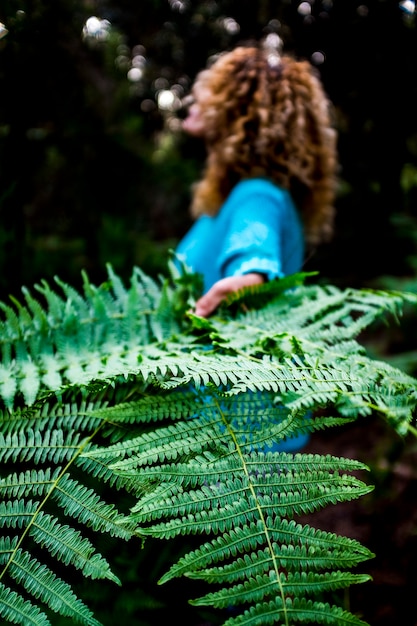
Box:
left=0, top=0, right=416, bottom=301
left=1, top=3, right=417, bottom=626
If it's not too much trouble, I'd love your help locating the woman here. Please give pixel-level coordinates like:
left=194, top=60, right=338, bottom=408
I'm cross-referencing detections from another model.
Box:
left=176, top=42, right=338, bottom=317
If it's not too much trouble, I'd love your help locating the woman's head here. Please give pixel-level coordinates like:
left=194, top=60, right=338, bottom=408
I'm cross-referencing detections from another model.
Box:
left=184, top=44, right=338, bottom=245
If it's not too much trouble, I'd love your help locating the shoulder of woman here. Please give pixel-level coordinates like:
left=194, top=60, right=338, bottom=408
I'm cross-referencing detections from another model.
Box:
left=227, top=178, right=289, bottom=205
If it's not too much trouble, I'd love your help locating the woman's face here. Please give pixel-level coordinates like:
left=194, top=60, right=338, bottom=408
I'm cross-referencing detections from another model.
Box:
left=182, top=80, right=211, bottom=138
left=182, top=100, right=206, bottom=137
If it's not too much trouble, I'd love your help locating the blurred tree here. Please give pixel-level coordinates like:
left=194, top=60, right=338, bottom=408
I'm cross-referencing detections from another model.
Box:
left=0, top=0, right=416, bottom=299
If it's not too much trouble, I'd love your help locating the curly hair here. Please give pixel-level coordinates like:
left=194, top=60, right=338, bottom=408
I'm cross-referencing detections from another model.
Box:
left=188, top=45, right=338, bottom=245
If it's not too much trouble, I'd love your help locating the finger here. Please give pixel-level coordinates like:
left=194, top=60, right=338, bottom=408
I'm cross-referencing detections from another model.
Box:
left=194, top=292, right=222, bottom=317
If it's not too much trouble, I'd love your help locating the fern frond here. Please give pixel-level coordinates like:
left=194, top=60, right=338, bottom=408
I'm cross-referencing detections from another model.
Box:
left=0, top=264, right=416, bottom=625
left=131, top=464, right=370, bottom=530
left=0, top=499, right=39, bottom=529
left=0, top=468, right=61, bottom=500
left=74, top=453, right=137, bottom=490
left=51, top=474, right=135, bottom=539
left=159, top=519, right=372, bottom=584
left=112, top=426, right=372, bottom=625
left=181, top=524, right=371, bottom=584
left=124, top=443, right=372, bottom=536
left=222, top=272, right=317, bottom=310
left=190, top=570, right=371, bottom=608
left=0, top=267, right=415, bottom=437
left=0, top=392, right=137, bottom=625
left=87, top=388, right=205, bottom=425
left=0, top=548, right=102, bottom=626
left=97, top=384, right=375, bottom=625
left=0, top=581, right=50, bottom=626
left=0, top=401, right=104, bottom=438
left=30, top=512, right=121, bottom=583
left=89, top=417, right=223, bottom=469
left=220, top=597, right=370, bottom=626
left=0, top=428, right=86, bottom=464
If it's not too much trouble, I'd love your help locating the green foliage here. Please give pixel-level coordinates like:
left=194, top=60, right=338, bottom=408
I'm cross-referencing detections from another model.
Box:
left=0, top=263, right=416, bottom=625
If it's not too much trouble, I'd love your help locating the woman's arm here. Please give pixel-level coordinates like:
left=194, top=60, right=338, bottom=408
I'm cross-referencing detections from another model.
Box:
left=194, top=272, right=264, bottom=317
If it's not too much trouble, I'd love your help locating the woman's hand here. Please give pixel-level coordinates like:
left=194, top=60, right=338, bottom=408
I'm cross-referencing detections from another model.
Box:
left=194, top=273, right=265, bottom=317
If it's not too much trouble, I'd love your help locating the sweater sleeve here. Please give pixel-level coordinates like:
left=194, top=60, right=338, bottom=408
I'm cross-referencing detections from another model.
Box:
left=216, top=180, right=302, bottom=281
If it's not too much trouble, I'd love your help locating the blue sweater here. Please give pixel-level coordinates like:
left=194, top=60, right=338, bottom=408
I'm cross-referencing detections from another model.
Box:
left=176, top=178, right=310, bottom=453
left=176, top=178, right=304, bottom=292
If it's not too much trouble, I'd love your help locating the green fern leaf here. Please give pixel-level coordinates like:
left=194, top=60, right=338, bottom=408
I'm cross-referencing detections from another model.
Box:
left=0, top=264, right=416, bottom=625
left=0, top=499, right=39, bottom=529
left=88, top=389, right=205, bottom=425
left=103, top=385, right=375, bottom=626
left=190, top=570, right=371, bottom=608
left=0, top=428, right=84, bottom=464
left=1, top=548, right=102, bottom=626
left=219, top=597, right=370, bottom=626
left=95, top=418, right=223, bottom=469
left=52, top=474, right=135, bottom=538
left=183, top=531, right=371, bottom=584
left=0, top=468, right=61, bottom=499
left=0, top=582, right=50, bottom=626
left=0, top=365, right=17, bottom=410
left=30, top=512, right=121, bottom=583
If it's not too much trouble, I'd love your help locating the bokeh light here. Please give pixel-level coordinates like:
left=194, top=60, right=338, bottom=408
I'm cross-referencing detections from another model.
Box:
left=297, top=2, right=312, bottom=16
left=400, top=0, right=415, bottom=13
left=0, top=22, right=8, bottom=39
left=157, top=89, right=181, bottom=111
left=127, top=67, right=143, bottom=82
left=218, top=17, right=240, bottom=35
left=168, top=0, right=189, bottom=12
left=82, top=16, right=111, bottom=42
left=311, top=50, right=325, bottom=65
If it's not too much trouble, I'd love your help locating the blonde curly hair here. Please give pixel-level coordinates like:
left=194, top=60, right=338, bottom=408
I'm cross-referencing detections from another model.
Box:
left=188, top=45, right=338, bottom=245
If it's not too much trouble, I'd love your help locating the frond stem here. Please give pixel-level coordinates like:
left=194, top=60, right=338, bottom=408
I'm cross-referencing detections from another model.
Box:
left=406, top=422, right=417, bottom=438
left=213, top=395, right=289, bottom=626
